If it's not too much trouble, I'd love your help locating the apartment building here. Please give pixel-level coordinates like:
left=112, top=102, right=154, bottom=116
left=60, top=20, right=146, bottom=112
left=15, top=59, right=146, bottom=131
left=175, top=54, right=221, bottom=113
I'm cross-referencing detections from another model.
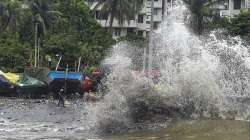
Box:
left=211, top=0, right=250, bottom=17
left=86, top=0, right=166, bottom=38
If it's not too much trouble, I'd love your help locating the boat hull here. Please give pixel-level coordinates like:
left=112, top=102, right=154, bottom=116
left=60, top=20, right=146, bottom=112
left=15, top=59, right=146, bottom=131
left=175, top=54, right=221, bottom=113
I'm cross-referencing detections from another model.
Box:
left=48, top=78, right=82, bottom=96
left=47, top=71, right=86, bottom=97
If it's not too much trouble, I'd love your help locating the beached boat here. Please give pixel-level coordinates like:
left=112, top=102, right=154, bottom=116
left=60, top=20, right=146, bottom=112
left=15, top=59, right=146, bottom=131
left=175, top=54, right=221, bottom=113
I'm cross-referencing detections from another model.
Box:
left=16, top=74, right=48, bottom=98
left=0, top=71, right=16, bottom=95
left=4, top=72, right=20, bottom=84
left=47, top=71, right=85, bottom=96
left=0, top=74, right=15, bottom=94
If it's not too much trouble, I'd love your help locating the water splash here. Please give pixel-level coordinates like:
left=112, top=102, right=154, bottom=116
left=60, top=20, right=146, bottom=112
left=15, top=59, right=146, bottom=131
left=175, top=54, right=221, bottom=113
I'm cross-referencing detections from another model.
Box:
left=83, top=0, right=250, bottom=135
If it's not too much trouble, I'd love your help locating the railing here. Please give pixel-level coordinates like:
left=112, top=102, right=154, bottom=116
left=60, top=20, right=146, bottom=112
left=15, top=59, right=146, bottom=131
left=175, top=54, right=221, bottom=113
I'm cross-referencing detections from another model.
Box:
left=97, top=19, right=137, bottom=28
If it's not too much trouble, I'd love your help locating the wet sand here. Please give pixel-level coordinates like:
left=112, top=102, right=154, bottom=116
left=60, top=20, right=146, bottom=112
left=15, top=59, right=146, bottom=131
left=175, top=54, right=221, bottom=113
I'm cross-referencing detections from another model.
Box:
left=0, top=98, right=88, bottom=140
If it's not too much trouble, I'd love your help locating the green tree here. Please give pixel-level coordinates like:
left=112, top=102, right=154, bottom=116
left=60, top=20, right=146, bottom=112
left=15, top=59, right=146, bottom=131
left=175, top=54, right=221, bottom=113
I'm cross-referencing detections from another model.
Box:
left=43, top=0, right=114, bottom=66
left=227, top=9, right=250, bottom=37
left=0, top=0, right=22, bottom=35
left=0, top=33, right=32, bottom=71
left=0, top=0, right=114, bottom=71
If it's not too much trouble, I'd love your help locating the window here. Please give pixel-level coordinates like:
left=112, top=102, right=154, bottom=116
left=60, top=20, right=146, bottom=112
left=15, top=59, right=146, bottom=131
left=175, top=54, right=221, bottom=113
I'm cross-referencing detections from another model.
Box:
left=153, top=9, right=158, bottom=15
left=95, top=11, right=100, bottom=19
left=146, top=21, right=150, bottom=24
left=138, top=15, right=144, bottom=23
left=153, top=22, right=160, bottom=29
left=234, top=0, right=241, bottom=9
left=127, top=28, right=134, bottom=34
left=114, top=29, right=121, bottom=36
left=138, top=30, right=144, bottom=36
left=95, top=11, right=108, bottom=20
left=100, top=12, right=108, bottom=20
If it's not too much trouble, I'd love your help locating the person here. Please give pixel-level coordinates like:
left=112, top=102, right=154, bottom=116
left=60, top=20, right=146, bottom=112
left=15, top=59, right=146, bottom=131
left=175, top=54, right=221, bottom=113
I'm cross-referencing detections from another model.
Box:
left=58, top=88, right=65, bottom=107
left=91, top=67, right=102, bottom=92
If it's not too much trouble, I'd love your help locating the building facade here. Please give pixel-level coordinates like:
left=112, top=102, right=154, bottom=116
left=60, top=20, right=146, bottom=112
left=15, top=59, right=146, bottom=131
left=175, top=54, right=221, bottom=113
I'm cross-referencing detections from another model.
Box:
left=86, top=0, right=166, bottom=38
left=211, top=0, right=250, bottom=17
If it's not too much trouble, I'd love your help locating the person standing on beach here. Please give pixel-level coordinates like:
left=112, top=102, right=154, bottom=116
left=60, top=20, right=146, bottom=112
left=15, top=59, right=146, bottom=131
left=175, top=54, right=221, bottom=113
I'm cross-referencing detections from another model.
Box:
left=58, top=88, right=65, bottom=107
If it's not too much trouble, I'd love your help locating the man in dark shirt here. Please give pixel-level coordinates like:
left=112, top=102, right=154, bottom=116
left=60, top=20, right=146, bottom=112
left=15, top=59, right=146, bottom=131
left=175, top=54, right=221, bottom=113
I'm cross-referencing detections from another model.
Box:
left=58, top=88, right=65, bottom=107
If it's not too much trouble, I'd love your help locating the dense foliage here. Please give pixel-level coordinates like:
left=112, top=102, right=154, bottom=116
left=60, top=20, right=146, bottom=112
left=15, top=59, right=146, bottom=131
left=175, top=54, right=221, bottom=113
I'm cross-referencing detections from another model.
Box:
left=227, top=9, right=250, bottom=37
left=0, top=0, right=114, bottom=72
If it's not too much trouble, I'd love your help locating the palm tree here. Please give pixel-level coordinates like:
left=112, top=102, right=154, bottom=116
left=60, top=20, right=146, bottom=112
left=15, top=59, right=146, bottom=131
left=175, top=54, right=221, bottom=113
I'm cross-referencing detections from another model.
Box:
left=0, top=0, right=21, bottom=35
left=92, top=0, right=144, bottom=29
left=29, top=0, right=61, bottom=67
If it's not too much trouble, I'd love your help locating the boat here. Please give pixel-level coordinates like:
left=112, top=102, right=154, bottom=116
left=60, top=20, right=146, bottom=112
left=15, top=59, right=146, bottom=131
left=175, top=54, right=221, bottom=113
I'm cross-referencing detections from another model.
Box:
left=0, top=73, right=15, bottom=95
left=16, top=74, right=48, bottom=98
left=4, top=72, right=20, bottom=84
left=82, top=76, right=93, bottom=92
left=47, top=71, right=85, bottom=96
left=47, top=56, right=91, bottom=96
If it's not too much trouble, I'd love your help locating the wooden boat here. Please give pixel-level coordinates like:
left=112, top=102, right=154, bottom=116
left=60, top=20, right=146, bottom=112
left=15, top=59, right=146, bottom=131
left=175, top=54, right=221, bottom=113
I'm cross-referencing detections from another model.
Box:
left=47, top=71, right=85, bottom=96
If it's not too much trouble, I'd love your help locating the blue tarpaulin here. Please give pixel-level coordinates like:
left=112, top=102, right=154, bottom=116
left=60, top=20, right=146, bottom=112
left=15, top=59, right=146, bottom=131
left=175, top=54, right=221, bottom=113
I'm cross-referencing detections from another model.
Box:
left=48, top=71, right=84, bottom=81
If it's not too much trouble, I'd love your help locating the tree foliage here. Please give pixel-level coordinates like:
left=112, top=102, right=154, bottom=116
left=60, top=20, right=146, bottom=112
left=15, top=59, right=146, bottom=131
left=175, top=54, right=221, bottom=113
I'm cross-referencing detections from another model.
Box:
left=0, top=0, right=114, bottom=71
left=227, top=9, right=250, bottom=37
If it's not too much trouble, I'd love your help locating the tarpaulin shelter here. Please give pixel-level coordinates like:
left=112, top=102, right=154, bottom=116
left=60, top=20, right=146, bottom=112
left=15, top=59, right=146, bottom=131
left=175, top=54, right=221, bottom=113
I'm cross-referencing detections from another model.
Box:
left=0, top=70, right=20, bottom=84
left=16, top=74, right=48, bottom=97
left=5, top=73, right=20, bottom=84
left=0, top=71, right=15, bottom=94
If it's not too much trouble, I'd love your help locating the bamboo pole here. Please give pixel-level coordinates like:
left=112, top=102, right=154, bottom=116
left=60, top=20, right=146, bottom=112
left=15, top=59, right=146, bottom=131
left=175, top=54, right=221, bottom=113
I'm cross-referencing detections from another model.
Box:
left=56, top=56, right=62, bottom=71
left=34, top=23, right=38, bottom=67
left=77, top=57, right=82, bottom=72
left=37, top=37, right=40, bottom=67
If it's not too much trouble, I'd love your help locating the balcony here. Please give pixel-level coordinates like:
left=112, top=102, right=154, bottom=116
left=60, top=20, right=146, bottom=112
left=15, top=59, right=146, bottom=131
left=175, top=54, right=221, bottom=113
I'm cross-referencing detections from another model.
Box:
left=220, top=9, right=241, bottom=17
left=154, top=0, right=163, bottom=8
left=97, top=19, right=137, bottom=28
left=146, top=0, right=163, bottom=8
left=137, top=23, right=150, bottom=31
left=153, top=14, right=162, bottom=22
left=220, top=10, right=230, bottom=17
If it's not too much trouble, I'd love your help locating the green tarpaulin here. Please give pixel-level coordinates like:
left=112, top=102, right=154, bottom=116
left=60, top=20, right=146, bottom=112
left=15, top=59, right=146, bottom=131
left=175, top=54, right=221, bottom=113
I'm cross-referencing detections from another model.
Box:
left=16, top=74, right=46, bottom=88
